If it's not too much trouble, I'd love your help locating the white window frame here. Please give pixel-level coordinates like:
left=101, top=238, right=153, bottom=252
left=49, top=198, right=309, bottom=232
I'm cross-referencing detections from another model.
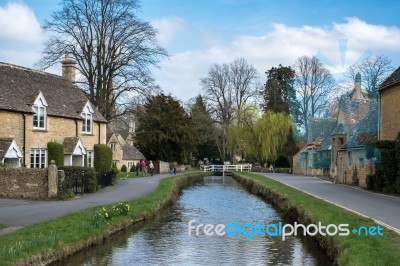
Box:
left=32, top=92, right=48, bottom=130
left=81, top=101, right=94, bottom=134
left=30, top=149, right=46, bottom=168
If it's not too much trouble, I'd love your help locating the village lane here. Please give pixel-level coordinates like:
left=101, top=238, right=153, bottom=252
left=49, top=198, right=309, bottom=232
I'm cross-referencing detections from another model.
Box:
left=259, top=172, right=400, bottom=233
left=0, top=173, right=177, bottom=235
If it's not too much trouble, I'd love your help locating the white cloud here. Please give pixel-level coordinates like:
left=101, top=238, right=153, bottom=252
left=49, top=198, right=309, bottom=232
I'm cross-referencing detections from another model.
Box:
left=0, top=2, right=43, bottom=66
left=152, top=17, right=400, bottom=101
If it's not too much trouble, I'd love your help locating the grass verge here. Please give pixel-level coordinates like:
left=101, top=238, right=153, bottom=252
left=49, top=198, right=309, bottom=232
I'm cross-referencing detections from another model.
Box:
left=116, top=171, right=143, bottom=179
left=0, top=172, right=207, bottom=265
left=234, top=172, right=400, bottom=266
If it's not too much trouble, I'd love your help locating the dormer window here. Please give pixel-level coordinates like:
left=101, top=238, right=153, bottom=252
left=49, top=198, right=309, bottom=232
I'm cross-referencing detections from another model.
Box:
left=32, top=92, right=48, bottom=130
left=81, top=101, right=94, bottom=134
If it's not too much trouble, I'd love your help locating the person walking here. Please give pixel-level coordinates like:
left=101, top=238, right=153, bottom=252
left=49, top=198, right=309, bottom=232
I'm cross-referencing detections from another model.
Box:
left=140, top=160, right=147, bottom=176
left=173, top=161, right=178, bottom=175
left=135, top=162, right=140, bottom=176
left=149, top=160, right=154, bottom=176
left=169, top=162, right=174, bottom=175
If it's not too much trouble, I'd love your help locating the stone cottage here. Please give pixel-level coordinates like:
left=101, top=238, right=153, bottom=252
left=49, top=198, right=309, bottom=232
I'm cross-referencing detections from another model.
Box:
left=294, top=73, right=378, bottom=187
left=379, top=67, right=400, bottom=140
left=107, top=129, right=145, bottom=170
left=0, top=56, right=107, bottom=168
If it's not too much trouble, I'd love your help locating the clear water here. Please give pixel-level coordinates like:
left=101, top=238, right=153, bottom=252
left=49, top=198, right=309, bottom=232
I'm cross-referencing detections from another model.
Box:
left=59, top=176, right=330, bottom=266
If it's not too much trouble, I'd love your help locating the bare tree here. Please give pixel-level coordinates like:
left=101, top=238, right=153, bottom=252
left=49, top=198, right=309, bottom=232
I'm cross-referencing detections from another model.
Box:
left=347, top=54, right=393, bottom=98
left=293, top=56, right=335, bottom=136
left=200, top=57, right=259, bottom=161
left=230, top=58, right=259, bottom=109
left=36, top=0, right=168, bottom=121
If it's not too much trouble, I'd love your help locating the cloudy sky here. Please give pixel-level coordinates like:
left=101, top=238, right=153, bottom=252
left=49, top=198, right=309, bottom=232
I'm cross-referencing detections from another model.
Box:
left=1, top=0, right=400, bottom=101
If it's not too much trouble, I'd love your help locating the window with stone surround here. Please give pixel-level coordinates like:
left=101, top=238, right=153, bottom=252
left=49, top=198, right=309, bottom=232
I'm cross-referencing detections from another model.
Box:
left=30, top=149, right=46, bottom=168
left=32, top=92, right=48, bottom=130
left=81, top=101, right=94, bottom=134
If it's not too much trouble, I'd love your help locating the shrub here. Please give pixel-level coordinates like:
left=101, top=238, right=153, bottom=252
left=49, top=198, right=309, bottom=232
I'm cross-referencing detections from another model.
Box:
left=121, top=164, right=127, bottom=173
left=0, top=163, right=5, bottom=168
left=47, top=142, right=64, bottom=167
left=94, top=144, right=112, bottom=173
left=130, top=164, right=136, bottom=172
left=111, top=165, right=119, bottom=185
left=369, top=140, right=398, bottom=194
left=58, top=166, right=97, bottom=193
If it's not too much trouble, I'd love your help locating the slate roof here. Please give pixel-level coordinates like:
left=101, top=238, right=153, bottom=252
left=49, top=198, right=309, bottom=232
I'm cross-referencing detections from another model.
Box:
left=0, top=62, right=106, bottom=123
left=63, top=137, right=80, bottom=155
left=122, top=144, right=145, bottom=160
left=338, top=98, right=378, bottom=149
left=380, top=67, right=400, bottom=91
left=308, top=118, right=337, bottom=150
left=0, top=138, right=13, bottom=158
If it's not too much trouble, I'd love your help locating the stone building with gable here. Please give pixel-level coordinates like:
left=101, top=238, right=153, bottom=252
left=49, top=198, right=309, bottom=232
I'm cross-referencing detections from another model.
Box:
left=107, top=129, right=145, bottom=170
left=294, top=73, right=378, bottom=187
left=0, top=56, right=107, bottom=168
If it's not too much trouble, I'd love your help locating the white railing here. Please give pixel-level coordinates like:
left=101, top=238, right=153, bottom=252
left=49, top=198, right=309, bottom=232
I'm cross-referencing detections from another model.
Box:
left=203, top=164, right=252, bottom=173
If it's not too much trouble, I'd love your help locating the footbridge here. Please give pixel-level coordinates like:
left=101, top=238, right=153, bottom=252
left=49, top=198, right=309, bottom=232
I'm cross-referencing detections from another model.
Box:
left=202, top=164, right=252, bottom=176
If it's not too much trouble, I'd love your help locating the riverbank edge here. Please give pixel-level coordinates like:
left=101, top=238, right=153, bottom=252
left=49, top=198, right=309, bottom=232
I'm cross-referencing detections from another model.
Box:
left=0, top=172, right=208, bottom=266
left=232, top=172, right=400, bottom=266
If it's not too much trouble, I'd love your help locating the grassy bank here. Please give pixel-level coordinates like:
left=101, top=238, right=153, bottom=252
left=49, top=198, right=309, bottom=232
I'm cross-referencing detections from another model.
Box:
left=0, top=172, right=207, bottom=265
left=234, top=172, right=400, bottom=266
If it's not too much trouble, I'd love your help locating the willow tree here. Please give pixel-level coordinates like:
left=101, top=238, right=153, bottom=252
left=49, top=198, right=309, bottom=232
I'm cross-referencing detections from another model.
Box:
left=247, top=111, right=291, bottom=163
left=226, top=105, right=259, bottom=163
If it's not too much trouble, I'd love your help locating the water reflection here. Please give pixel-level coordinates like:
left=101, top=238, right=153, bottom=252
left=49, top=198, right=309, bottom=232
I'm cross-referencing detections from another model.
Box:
left=60, top=176, right=330, bottom=266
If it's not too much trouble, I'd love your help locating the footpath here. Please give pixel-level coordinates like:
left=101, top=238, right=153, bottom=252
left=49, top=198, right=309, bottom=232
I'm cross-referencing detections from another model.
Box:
left=259, top=172, right=400, bottom=233
left=0, top=173, right=175, bottom=235
left=1, top=172, right=399, bottom=235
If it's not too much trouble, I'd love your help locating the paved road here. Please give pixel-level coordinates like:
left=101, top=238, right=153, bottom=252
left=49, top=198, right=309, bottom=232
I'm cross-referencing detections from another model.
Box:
left=258, top=173, right=400, bottom=233
left=0, top=173, right=176, bottom=235
left=1, top=171, right=399, bottom=236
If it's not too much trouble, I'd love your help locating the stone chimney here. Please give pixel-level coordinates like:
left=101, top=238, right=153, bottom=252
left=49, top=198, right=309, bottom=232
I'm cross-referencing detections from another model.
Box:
left=61, top=54, right=76, bottom=83
left=353, top=72, right=362, bottom=99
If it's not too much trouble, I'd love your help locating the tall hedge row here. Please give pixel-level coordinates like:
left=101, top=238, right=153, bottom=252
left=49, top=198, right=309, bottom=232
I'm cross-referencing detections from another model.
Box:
left=47, top=141, right=64, bottom=167
left=367, top=138, right=400, bottom=194
left=94, top=144, right=112, bottom=173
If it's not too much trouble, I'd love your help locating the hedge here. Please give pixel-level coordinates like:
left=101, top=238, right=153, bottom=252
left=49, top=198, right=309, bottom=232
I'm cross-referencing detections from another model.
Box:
left=94, top=144, right=112, bottom=174
left=368, top=139, right=400, bottom=194
left=47, top=142, right=64, bottom=167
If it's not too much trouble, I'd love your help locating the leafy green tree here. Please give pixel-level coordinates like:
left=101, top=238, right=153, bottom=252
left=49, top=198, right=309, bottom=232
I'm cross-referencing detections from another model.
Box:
left=136, top=94, right=195, bottom=163
left=227, top=108, right=291, bottom=164
left=249, top=111, right=292, bottom=163
left=190, top=95, right=219, bottom=162
left=226, top=105, right=259, bottom=162
left=261, top=65, right=300, bottom=170
left=261, top=65, right=298, bottom=117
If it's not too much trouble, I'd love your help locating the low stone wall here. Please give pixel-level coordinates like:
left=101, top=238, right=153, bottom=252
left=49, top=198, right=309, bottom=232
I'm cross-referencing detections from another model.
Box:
left=158, top=161, right=187, bottom=174
left=159, top=161, right=170, bottom=174
left=0, top=163, right=58, bottom=199
left=0, top=168, right=48, bottom=199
